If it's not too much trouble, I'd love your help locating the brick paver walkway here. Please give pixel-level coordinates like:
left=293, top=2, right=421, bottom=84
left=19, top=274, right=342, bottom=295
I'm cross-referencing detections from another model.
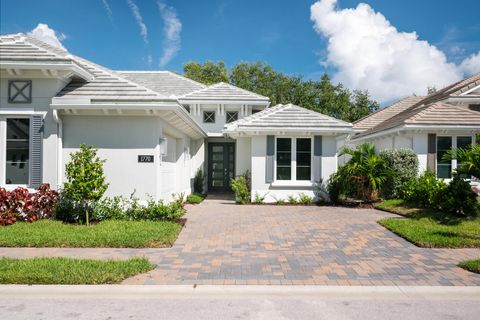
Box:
left=1, top=196, right=479, bottom=285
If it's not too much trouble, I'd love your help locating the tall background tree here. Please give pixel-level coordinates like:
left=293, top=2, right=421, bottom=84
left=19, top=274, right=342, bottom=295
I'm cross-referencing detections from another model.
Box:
left=183, top=61, right=379, bottom=122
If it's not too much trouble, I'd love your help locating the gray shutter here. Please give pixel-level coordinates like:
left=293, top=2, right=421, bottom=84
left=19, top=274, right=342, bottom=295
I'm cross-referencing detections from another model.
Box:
left=30, top=115, right=43, bottom=188
left=313, top=136, right=322, bottom=182
left=265, top=135, right=274, bottom=183
left=427, top=133, right=436, bottom=173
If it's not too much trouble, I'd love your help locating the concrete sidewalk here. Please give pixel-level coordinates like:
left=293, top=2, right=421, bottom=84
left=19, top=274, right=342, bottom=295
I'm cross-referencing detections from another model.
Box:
left=1, top=285, right=479, bottom=320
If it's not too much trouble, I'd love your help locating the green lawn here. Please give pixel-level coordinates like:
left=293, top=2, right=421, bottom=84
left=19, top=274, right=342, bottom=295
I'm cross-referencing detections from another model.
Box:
left=458, top=259, right=480, bottom=274
left=377, top=199, right=480, bottom=248
left=0, top=219, right=181, bottom=248
left=0, top=257, right=155, bottom=284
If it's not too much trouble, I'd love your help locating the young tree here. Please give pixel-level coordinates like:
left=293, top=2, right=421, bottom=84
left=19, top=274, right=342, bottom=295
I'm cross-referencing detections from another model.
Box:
left=63, top=144, right=108, bottom=225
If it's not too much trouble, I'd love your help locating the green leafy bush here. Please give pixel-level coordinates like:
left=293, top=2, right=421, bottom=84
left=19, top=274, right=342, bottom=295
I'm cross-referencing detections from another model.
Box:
left=402, top=170, right=447, bottom=208
left=298, top=193, right=313, bottom=205
left=193, top=169, right=204, bottom=194
left=443, top=144, right=480, bottom=179
left=253, top=192, right=267, bottom=204
left=379, top=149, right=418, bottom=199
left=338, top=143, right=391, bottom=201
left=63, top=144, right=109, bottom=225
left=230, top=176, right=250, bottom=204
left=186, top=193, right=204, bottom=204
left=327, top=166, right=356, bottom=203
left=287, top=195, right=298, bottom=205
left=55, top=194, right=185, bottom=223
left=438, top=174, right=478, bottom=216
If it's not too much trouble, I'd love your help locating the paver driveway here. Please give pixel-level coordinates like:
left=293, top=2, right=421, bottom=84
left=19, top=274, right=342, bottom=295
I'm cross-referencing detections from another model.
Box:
left=1, top=197, right=479, bottom=285
left=124, top=197, right=480, bottom=285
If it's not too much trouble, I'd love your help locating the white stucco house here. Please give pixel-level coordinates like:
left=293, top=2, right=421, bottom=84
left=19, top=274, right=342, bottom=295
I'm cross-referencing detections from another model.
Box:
left=0, top=34, right=353, bottom=203
left=350, top=73, right=480, bottom=180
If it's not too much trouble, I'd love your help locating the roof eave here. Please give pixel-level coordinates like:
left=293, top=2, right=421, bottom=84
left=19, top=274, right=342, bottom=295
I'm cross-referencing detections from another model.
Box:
left=352, top=123, right=480, bottom=141
left=0, top=60, right=94, bottom=81
left=177, top=98, right=270, bottom=105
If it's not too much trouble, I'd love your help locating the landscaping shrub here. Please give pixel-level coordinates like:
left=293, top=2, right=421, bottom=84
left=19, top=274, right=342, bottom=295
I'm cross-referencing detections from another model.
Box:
left=443, top=144, right=480, bottom=179
left=186, top=193, right=204, bottom=204
left=0, top=184, right=58, bottom=226
left=338, top=143, right=391, bottom=201
left=287, top=195, right=298, bottom=205
left=193, top=169, right=204, bottom=194
left=63, top=144, right=109, bottom=225
left=253, top=192, right=267, bottom=204
left=298, top=193, right=313, bottom=205
left=437, top=174, right=479, bottom=216
left=402, top=170, right=447, bottom=208
left=230, top=175, right=250, bottom=204
left=327, top=165, right=356, bottom=203
left=379, top=149, right=418, bottom=199
left=313, top=179, right=330, bottom=203
left=55, top=193, right=185, bottom=223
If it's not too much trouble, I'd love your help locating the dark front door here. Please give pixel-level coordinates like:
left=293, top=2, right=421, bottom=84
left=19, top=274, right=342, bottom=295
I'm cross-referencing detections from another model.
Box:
left=208, top=143, right=235, bottom=191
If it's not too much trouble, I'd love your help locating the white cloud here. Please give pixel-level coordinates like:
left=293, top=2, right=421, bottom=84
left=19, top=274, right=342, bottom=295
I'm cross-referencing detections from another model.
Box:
left=158, top=1, right=182, bottom=67
left=460, top=51, right=480, bottom=75
left=309, top=0, right=476, bottom=102
left=28, top=23, right=67, bottom=50
left=127, top=0, right=148, bottom=44
left=102, top=0, right=113, bottom=22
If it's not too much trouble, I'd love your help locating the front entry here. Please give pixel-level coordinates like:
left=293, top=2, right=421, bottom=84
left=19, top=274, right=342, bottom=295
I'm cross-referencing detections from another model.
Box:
left=208, top=143, right=235, bottom=191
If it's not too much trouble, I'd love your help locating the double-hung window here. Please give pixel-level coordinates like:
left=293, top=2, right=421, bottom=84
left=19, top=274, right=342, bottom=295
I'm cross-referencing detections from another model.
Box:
left=5, top=118, right=30, bottom=185
left=436, top=135, right=473, bottom=179
left=276, top=137, right=312, bottom=181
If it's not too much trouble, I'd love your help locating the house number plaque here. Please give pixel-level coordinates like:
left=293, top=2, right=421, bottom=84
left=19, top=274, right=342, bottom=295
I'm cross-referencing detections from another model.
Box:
left=138, top=155, right=154, bottom=163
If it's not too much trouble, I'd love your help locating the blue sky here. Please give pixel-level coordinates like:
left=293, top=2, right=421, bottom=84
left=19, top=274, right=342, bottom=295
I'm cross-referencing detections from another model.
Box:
left=1, top=0, right=479, bottom=102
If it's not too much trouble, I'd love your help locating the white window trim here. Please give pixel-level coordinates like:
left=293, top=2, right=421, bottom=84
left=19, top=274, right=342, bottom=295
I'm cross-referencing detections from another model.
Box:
left=274, top=137, right=313, bottom=183
left=1, top=115, right=32, bottom=187
left=436, top=134, right=475, bottom=180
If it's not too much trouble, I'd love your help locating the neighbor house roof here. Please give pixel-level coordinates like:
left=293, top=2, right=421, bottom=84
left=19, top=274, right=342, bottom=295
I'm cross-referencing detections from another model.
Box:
left=224, top=104, right=353, bottom=135
left=354, top=101, right=480, bottom=139
left=116, top=71, right=206, bottom=97
left=179, top=82, right=270, bottom=104
left=352, top=72, right=480, bottom=140
left=353, top=96, right=425, bottom=132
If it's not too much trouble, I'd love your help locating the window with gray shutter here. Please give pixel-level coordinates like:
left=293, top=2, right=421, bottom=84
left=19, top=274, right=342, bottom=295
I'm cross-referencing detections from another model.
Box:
left=30, top=115, right=43, bottom=188
left=427, top=133, right=436, bottom=173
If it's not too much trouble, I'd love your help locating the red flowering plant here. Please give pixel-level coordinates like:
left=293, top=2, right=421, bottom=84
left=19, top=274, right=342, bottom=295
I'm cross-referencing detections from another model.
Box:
left=0, top=184, right=58, bottom=226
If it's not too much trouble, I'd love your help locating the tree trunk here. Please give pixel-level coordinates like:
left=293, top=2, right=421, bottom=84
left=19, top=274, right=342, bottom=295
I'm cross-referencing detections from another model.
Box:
left=85, top=206, right=89, bottom=226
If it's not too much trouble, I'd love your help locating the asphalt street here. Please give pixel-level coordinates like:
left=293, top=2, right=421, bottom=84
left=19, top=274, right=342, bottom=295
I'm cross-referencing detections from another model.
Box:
left=1, top=285, right=479, bottom=320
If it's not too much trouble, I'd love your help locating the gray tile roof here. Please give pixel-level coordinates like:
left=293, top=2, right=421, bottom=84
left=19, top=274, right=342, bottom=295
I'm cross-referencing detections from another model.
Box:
left=180, top=82, right=270, bottom=103
left=0, top=34, right=70, bottom=62
left=353, top=96, right=425, bottom=132
left=116, top=71, right=206, bottom=97
left=353, top=72, right=480, bottom=139
left=224, top=104, right=352, bottom=133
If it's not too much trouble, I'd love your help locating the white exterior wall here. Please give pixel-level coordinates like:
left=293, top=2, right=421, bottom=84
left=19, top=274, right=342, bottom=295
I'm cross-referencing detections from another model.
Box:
left=250, top=135, right=339, bottom=203
left=235, top=137, right=251, bottom=176
left=62, top=115, right=194, bottom=201
left=0, top=72, right=67, bottom=188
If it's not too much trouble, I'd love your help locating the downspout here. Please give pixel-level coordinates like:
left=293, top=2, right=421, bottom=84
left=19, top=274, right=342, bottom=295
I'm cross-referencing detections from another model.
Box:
left=52, top=110, right=63, bottom=190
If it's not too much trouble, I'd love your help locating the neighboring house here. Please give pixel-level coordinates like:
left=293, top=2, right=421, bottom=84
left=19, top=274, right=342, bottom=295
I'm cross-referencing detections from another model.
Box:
left=1, top=34, right=350, bottom=202
left=351, top=73, right=480, bottom=180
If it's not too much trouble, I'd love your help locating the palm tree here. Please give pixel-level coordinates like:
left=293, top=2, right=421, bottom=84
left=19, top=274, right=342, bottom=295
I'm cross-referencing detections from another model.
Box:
left=339, top=143, right=391, bottom=201
left=443, top=144, right=480, bottom=179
